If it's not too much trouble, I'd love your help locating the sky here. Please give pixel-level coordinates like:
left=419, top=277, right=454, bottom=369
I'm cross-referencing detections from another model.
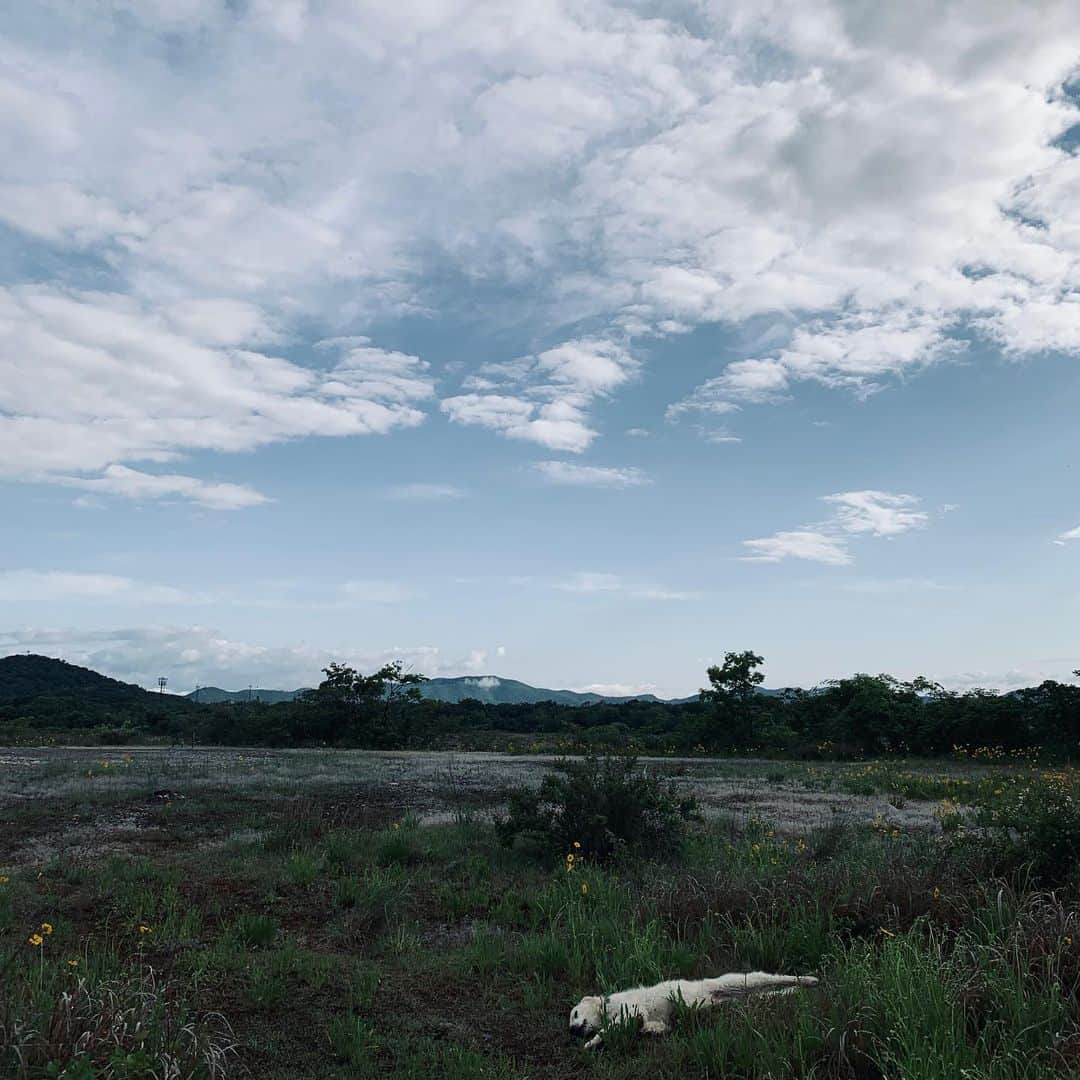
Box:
left=2, top=0, right=1080, bottom=697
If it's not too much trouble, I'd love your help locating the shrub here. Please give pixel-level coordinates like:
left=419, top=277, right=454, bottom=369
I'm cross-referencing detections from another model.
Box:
left=973, top=775, right=1080, bottom=882
left=494, top=752, right=700, bottom=862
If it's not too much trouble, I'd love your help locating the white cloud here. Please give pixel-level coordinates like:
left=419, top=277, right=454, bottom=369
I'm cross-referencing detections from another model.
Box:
left=822, top=491, right=929, bottom=537
left=670, top=312, right=966, bottom=418
left=625, top=427, right=650, bottom=438
left=742, top=530, right=853, bottom=566
left=0, top=288, right=432, bottom=499
left=0, top=181, right=147, bottom=246
left=59, top=465, right=268, bottom=510
left=699, top=428, right=742, bottom=445
left=535, top=339, right=637, bottom=395
left=669, top=362, right=786, bottom=418
left=443, top=338, right=637, bottom=452
left=440, top=393, right=595, bottom=453
left=742, top=490, right=929, bottom=564
left=4, top=0, right=1080, bottom=473
left=532, top=461, right=650, bottom=488
left=1057, top=524, right=1080, bottom=544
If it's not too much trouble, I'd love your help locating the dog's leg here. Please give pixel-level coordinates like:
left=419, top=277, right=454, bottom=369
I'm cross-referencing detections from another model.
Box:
left=584, top=1033, right=604, bottom=1051
left=641, top=1019, right=670, bottom=1036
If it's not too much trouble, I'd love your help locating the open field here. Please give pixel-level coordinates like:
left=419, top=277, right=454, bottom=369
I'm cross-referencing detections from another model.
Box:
left=3, top=749, right=1080, bottom=1077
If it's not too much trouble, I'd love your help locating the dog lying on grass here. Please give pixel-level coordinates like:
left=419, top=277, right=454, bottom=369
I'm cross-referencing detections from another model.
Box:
left=569, top=971, right=819, bottom=1049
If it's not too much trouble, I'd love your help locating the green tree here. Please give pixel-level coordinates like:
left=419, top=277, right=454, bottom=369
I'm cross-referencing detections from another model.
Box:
left=302, top=660, right=426, bottom=746
left=700, top=650, right=766, bottom=748
left=379, top=660, right=427, bottom=744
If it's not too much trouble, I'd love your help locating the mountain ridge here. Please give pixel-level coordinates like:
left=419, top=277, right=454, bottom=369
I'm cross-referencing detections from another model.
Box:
left=185, top=676, right=699, bottom=706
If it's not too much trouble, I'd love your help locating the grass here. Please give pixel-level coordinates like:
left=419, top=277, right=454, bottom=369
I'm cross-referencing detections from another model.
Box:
left=3, top=750, right=1080, bottom=1076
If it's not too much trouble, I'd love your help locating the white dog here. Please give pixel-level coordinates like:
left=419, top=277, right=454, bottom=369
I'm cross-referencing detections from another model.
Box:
left=569, top=971, right=818, bottom=1049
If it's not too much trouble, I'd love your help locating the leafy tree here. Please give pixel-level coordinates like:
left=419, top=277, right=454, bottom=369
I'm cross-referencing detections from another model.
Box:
left=700, top=650, right=766, bottom=748
left=379, top=660, right=427, bottom=744
left=300, top=661, right=426, bottom=746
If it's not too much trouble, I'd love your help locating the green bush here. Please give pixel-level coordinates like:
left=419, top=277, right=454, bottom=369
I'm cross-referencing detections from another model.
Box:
left=494, top=752, right=700, bottom=862
left=974, top=775, right=1080, bottom=881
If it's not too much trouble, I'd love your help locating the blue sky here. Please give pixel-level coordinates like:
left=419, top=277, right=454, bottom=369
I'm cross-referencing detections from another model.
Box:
left=2, top=1, right=1080, bottom=696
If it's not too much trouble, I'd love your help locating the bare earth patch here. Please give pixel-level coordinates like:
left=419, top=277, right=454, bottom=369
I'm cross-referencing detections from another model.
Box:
left=1, top=748, right=944, bottom=869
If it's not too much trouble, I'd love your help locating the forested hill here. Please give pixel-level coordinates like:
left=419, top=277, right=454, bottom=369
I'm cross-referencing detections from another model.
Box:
left=0, top=654, right=194, bottom=735
left=0, top=654, right=158, bottom=704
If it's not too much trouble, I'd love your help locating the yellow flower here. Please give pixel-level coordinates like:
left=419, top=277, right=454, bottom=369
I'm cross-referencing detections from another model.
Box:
left=0, top=875, right=8, bottom=884
left=28, top=933, right=43, bottom=947
left=573, top=841, right=581, bottom=849
left=67, top=958, right=79, bottom=968
left=581, top=883, right=588, bottom=895
left=138, top=925, right=152, bottom=935
left=933, top=887, right=941, bottom=900
left=40, top=922, right=53, bottom=935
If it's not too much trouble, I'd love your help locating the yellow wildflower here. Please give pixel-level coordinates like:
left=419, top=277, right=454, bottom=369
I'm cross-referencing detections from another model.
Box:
left=40, top=922, right=53, bottom=935
left=581, top=883, right=588, bottom=895
left=573, top=841, right=581, bottom=849
left=138, top=925, right=152, bottom=935
left=0, top=875, right=8, bottom=884
left=933, top=887, right=941, bottom=900
left=67, top=959, right=79, bottom=968
left=28, top=933, right=43, bottom=947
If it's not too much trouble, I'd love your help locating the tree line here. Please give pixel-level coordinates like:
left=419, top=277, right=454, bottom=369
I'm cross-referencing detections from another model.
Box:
left=8, top=652, right=1080, bottom=757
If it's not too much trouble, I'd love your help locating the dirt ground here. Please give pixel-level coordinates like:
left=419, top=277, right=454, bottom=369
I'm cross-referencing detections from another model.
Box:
left=0, top=748, right=943, bottom=869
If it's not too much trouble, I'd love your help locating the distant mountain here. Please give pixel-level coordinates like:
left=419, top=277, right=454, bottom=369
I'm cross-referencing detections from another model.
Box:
left=183, top=676, right=685, bottom=706
left=416, top=677, right=794, bottom=706
left=416, top=676, right=675, bottom=706
left=188, top=686, right=311, bottom=705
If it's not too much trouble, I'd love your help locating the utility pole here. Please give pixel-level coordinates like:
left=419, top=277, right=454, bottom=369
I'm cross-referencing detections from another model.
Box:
left=158, top=676, right=168, bottom=696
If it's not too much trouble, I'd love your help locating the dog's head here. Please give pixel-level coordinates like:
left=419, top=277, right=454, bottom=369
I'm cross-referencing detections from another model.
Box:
left=569, top=995, right=604, bottom=1038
